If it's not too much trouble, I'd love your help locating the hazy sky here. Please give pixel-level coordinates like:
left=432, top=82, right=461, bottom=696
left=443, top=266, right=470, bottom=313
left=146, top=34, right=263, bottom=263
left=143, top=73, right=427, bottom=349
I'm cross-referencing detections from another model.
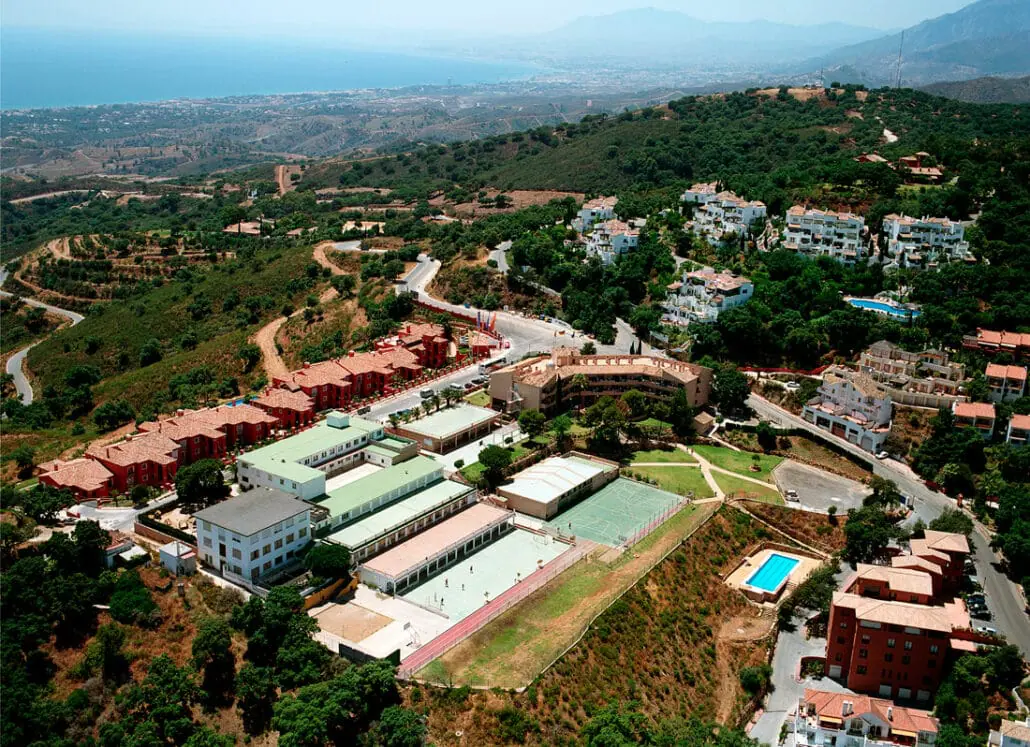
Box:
left=2, top=0, right=973, bottom=35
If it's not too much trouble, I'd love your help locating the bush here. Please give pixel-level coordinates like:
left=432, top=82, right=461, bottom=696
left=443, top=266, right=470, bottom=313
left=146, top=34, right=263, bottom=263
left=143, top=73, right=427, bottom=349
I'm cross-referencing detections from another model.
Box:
left=739, top=664, right=773, bottom=695
left=109, top=571, right=160, bottom=626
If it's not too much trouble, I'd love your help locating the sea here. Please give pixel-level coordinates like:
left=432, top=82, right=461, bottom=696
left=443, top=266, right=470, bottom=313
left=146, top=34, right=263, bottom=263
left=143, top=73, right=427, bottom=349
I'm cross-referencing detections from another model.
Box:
left=0, top=28, right=536, bottom=110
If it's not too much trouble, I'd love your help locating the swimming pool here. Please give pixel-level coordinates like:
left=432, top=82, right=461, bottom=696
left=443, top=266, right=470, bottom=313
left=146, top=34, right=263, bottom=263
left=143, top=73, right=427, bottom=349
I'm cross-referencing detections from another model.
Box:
left=745, top=553, right=801, bottom=593
left=848, top=298, right=922, bottom=320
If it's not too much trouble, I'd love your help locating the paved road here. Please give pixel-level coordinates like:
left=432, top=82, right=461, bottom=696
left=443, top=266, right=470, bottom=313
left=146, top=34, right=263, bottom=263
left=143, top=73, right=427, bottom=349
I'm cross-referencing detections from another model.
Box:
left=773, top=460, right=869, bottom=514
left=2, top=268, right=86, bottom=404
left=488, top=240, right=511, bottom=274
left=749, top=393, right=1030, bottom=658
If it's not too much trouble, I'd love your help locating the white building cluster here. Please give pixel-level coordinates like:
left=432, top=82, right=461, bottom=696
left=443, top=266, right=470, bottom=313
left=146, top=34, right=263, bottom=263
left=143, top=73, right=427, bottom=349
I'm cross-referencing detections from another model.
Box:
left=881, top=213, right=971, bottom=270
left=681, top=182, right=766, bottom=242
left=662, top=267, right=753, bottom=326
left=782, top=206, right=866, bottom=265
left=584, top=218, right=640, bottom=265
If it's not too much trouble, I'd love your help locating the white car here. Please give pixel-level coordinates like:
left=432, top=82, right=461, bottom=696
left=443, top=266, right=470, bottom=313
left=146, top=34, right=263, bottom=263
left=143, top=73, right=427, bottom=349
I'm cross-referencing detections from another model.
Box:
left=784, top=382, right=801, bottom=391
left=785, top=489, right=800, bottom=502
left=875, top=451, right=890, bottom=460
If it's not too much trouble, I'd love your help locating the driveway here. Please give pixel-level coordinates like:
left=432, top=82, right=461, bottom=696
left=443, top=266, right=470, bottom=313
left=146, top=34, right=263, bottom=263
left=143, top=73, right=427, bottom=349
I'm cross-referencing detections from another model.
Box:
left=750, top=393, right=1030, bottom=658
left=773, top=461, right=869, bottom=514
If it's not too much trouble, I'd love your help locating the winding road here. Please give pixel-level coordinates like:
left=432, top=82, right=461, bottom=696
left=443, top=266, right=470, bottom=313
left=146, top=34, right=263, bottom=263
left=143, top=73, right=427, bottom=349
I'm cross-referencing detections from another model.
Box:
left=1, top=268, right=85, bottom=404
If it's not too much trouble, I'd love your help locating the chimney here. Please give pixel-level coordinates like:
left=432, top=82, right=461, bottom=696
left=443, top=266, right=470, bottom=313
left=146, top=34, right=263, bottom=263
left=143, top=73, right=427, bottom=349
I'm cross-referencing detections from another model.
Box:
left=348, top=351, right=355, bottom=358
left=125, top=434, right=133, bottom=442
left=176, top=409, right=185, bottom=417
left=303, top=361, right=311, bottom=369
left=842, top=701, right=852, bottom=716
left=887, top=707, right=893, bottom=722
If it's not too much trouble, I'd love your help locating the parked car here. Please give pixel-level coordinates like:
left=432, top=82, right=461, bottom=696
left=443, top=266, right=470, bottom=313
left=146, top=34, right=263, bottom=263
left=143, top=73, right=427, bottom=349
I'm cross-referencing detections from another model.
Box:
left=785, top=489, right=800, bottom=502
left=875, top=451, right=890, bottom=460
left=784, top=382, right=801, bottom=391
left=975, top=625, right=998, bottom=636
left=357, top=405, right=371, bottom=415
left=419, top=389, right=434, bottom=399
left=972, top=608, right=993, bottom=621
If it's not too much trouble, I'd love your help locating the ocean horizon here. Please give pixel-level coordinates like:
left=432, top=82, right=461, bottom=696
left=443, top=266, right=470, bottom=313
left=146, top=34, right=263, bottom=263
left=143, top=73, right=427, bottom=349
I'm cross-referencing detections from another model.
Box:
left=0, top=28, right=537, bottom=110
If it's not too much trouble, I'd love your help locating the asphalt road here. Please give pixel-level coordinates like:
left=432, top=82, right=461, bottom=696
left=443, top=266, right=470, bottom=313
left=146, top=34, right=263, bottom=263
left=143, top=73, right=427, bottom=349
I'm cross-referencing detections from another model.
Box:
left=749, top=393, right=1030, bottom=658
left=773, top=460, right=869, bottom=514
left=1, top=267, right=86, bottom=404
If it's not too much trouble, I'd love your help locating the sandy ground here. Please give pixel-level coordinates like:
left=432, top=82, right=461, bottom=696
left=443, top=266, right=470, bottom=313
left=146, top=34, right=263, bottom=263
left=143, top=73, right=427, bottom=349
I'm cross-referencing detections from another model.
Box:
left=312, top=603, right=393, bottom=642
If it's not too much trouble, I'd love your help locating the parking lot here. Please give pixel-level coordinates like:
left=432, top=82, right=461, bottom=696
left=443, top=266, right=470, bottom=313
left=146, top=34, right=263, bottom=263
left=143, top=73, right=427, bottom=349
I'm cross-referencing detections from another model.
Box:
left=773, top=461, right=870, bottom=514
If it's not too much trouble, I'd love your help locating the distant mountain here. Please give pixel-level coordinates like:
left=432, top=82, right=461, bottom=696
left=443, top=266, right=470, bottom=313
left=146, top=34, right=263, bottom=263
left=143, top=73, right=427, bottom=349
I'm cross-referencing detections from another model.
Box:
left=921, top=75, right=1030, bottom=103
left=502, top=8, right=887, bottom=67
left=805, top=0, right=1030, bottom=86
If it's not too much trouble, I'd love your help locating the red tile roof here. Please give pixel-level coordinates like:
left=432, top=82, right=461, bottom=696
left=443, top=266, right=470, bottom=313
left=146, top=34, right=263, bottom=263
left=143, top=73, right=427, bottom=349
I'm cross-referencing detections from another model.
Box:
left=802, top=689, right=938, bottom=736
left=986, top=363, right=1027, bottom=381
left=953, top=401, right=996, bottom=420
left=1010, top=414, right=1030, bottom=431
left=87, top=431, right=179, bottom=467
left=254, top=388, right=315, bottom=412
left=38, top=458, right=113, bottom=493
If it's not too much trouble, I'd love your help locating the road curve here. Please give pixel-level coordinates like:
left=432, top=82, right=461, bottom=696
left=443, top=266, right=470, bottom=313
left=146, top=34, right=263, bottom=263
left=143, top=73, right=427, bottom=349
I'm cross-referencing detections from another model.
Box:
left=1, top=268, right=85, bottom=404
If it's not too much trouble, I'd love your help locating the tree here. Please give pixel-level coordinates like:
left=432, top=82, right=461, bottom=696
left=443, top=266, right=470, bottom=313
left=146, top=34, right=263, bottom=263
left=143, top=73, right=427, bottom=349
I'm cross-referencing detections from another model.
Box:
left=570, top=373, right=589, bottom=409
left=73, top=519, right=112, bottom=575
left=367, top=706, right=427, bottom=747
left=712, top=368, right=750, bottom=417
left=331, top=274, right=357, bottom=297
left=864, top=476, right=904, bottom=509
left=14, top=483, right=69, bottom=524
left=478, top=444, right=513, bottom=488
left=236, top=664, right=277, bottom=735
left=10, top=445, right=36, bottom=478
left=192, top=617, right=235, bottom=704
left=238, top=343, right=262, bottom=373
left=176, top=459, right=229, bottom=512
left=843, top=505, right=903, bottom=565
left=755, top=421, right=777, bottom=452
left=580, top=341, right=597, bottom=355
left=583, top=396, right=627, bottom=447
left=109, top=571, right=159, bottom=626
left=580, top=702, right=648, bottom=747
left=739, top=664, right=773, bottom=696
left=551, top=414, right=573, bottom=448
left=929, top=508, right=974, bottom=537
left=303, top=543, right=351, bottom=581
left=620, top=389, right=648, bottom=420
left=139, top=338, right=163, bottom=367
left=93, top=400, right=136, bottom=432
left=517, top=409, right=547, bottom=438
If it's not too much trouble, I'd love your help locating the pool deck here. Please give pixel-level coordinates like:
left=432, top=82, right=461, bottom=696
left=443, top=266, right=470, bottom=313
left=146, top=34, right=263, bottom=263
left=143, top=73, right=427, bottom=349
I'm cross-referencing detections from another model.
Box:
left=725, top=547, right=821, bottom=605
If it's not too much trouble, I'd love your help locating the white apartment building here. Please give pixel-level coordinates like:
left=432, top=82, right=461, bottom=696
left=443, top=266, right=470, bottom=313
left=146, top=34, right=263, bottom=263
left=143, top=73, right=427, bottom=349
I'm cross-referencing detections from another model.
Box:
left=882, top=213, right=971, bottom=270
left=859, top=340, right=966, bottom=397
left=194, top=487, right=311, bottom=583
left=783, top=206, right=866, bottom=265
left=681, top=183, right=766, bottom=241
left=585, top=219, right=640, bottom=265
left=986, top=364, right=1027, bottom=403
left=802, top=367, right=892, bottom=452
left=795, top=689, right=938, bottom=747
left=572, top=196, right=618, bottom=232
left=990, top=716, right=1030, bottom=747
left=663, top=268, right=753, bottom=325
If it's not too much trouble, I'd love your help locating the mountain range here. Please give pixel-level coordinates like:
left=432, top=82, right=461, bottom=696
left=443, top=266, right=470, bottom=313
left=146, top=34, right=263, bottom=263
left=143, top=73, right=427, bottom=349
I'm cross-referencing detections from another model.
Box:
left=921, top=74, right=1030, bottom=103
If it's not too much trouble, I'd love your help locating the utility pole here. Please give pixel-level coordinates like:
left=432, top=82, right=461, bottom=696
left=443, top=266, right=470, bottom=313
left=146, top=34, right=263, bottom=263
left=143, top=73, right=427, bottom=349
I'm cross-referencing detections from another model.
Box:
left=895, top=30, right=905, bottom=89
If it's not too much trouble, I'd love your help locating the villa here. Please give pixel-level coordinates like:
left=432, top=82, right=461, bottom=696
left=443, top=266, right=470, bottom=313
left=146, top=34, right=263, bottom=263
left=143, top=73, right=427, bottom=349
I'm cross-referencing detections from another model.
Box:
left=681, top=184, right=766, bottom=241
left=985, top=363, right=1027, bottom=403
left=952, top=401, right=996, bottom=439
left=795, top=689, right=939, bottom=747
left=585, top=219, right=640, bottom=265
left=802, top=368, right=892, bottom=453
left=572, top=196, right=618, bottom=232
left=663, top=268, right=753, bottom=325
left=881, top=213, right=971, bottom=270
left=782, top=206, right=866, bottom=265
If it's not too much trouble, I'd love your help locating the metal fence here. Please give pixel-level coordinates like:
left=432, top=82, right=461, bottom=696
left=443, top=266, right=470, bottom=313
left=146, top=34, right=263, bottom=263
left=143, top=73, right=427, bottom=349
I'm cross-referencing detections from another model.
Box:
left=397, top=541, right=592, bottom=679
left=620, top=498, right=690, bottom=550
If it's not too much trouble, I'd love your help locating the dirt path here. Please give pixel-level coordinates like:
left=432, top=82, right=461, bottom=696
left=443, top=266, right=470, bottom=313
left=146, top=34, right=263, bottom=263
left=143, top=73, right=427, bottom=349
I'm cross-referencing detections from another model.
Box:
left=715, top=614, right=776, bottom=723
left=312, top=242, right=347, bottom=275
left=250, top=286, right=338, bottom=381
left=275, top=164, right=301, bottom=197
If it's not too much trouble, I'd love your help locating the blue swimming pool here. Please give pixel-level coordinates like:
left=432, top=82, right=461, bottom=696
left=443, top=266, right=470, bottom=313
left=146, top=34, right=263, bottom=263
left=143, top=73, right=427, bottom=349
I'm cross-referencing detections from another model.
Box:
left=746, top=553, right=801, bottom=593
left=848, top=298, right=922, bottom=319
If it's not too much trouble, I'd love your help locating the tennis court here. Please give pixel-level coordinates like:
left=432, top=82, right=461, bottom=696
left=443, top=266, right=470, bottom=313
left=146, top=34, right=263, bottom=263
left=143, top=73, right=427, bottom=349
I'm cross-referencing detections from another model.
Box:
left=544, top=478, right=685, bottom=547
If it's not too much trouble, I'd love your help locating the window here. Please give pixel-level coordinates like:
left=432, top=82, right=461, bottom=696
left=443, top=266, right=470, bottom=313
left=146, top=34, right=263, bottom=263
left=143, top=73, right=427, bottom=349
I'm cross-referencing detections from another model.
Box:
left=299, top=528, right=308, bottom=538
left=274, top=539, right=283, bottom=550
left=837, top=636, right=845, bottom=644
left=203, top=537, right=213, bottom=548
left=286, top=534, right=295, bottom=543
left=904, top=641, right=913, bottom=651
left=840, top=622, right=848, bottom=629
left=902, top=656, right=911, bottom=665
left=263, top=544, right=271, bottom=555
left=884, top=653, right=893, bottom=663
left=859, top=649, right=868, bottom=659
left=231, top=548, right=242, bottom=560
left=929, top=645, right=939, bottom=655
left=835, top=653, right=842, bottom=662
left=928, top=660, right=936, bottom=669
left=856, top=665, right=867, bottom=675
left=202, top=521, right=211, bottom=531
left=861, top=635, right=870, bottom=644
left=263, top=561, right=272, bottom=571
left=251, top=550, right=260, bottom=561
left=887, top=638, right=896, bottom=648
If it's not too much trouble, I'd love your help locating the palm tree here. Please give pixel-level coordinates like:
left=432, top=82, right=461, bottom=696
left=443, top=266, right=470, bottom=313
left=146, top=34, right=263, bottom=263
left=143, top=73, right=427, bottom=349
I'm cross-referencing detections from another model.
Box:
left=442, top=388, right=457, bottom=409
left=429, top=393, right=442, bottom=412
left=388, top=413, right=400, bottom=429
left=571, top=373, right=588, bottom=411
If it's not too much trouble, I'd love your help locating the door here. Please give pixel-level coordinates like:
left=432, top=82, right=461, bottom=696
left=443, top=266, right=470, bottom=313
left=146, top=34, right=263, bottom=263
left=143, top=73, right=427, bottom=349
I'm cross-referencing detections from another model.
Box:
left=828, top=665, right=842, bottom=678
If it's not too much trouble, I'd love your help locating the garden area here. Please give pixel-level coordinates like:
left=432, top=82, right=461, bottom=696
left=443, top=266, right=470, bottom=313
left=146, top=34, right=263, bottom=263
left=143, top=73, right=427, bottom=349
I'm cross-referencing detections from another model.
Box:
left=715, top=474, right=783, bottom=504
left=628, top=466, right=715, bottom=499
left=692, top=445, right=782, bottom=483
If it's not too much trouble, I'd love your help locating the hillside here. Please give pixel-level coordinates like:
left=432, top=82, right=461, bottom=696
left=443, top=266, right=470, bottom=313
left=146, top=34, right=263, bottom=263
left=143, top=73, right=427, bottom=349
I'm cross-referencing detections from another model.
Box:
left=301, top=86, right=1030, bottom=211
left=805, top=0, right=1030, bottom=85
left=922, top=74, right=1030, bottom=103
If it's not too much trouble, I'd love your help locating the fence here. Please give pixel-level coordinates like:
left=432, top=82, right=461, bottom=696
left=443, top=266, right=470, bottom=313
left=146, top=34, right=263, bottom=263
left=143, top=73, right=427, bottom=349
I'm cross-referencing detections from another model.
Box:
left=397, top=541, right=592, bottom=679
left=134, top=521, right=196, bottom=549
left=621, top=498, right=691, bottom=550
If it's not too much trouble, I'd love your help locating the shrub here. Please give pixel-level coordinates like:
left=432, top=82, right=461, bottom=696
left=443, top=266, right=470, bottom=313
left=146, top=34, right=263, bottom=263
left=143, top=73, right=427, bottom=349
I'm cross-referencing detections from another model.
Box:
left=739, top=664, right=773, bottom=695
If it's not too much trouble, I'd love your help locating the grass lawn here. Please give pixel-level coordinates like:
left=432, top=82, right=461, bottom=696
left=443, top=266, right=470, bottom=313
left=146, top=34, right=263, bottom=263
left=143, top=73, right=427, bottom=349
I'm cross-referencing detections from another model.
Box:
left=714, top=473, right=783, bottom=504
left=463, top=390, right=490, bottom=407
left=630, top=466, right=714, bottom=499
left=420, top=501, right=715, bottom=688
left=459, top=443, right=533, bottom=483
left=693, top=445, right=782, bottom=483
left=636, top=417, right=673, bottom=433
left=630, top=448, right=696, bottom=464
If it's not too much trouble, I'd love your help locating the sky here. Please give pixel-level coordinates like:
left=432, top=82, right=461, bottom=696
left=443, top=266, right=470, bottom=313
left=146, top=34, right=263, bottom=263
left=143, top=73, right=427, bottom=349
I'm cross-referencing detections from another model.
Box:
left=1, top=0, right=974, bottom=36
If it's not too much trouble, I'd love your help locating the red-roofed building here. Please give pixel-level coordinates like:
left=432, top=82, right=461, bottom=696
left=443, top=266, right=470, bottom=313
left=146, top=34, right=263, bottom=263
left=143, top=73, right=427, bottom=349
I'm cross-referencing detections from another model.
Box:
left=795, top=688, right=939, bottom=747
left=139, top=410, right=228, bottom=464
left=1007, top=413, right=1030, bottom=448
left=253, top=387, right=315, bottom=429
left=986, top=363, right=1027, bottom=403
left=952, top=400, right=996, bottom=438
left=86, top=431, right=180, bottom=492
left=276, top=359, right=355, bottom=411
left=963, top=328, right=1030, bottom=359
left=911, top=530, right=970, bottom=593
left=38, top=458, right=114, bottom=502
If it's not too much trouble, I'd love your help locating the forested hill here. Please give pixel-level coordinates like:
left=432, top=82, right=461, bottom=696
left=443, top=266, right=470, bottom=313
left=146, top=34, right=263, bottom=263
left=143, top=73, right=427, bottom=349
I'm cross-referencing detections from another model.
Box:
left=922, top=75, right=1030, bottom=103
left=299, top=86, right=1030, bottom=215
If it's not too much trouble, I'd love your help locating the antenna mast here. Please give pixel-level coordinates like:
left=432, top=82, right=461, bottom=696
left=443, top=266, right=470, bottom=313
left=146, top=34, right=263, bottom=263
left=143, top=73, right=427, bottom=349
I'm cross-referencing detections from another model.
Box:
left=895, top=30, right=905, bottom=89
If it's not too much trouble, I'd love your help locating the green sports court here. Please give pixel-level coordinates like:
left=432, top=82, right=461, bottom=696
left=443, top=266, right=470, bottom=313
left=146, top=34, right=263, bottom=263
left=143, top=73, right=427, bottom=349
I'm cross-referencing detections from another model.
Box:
left=543, top=478, right=686, bottom=547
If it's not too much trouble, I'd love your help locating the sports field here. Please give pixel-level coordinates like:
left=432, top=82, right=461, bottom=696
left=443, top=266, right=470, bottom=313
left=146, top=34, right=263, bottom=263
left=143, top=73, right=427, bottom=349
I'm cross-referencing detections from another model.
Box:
left=544, top=478, right=685, bottom=546
left=400, top=529, right=567, bottom=622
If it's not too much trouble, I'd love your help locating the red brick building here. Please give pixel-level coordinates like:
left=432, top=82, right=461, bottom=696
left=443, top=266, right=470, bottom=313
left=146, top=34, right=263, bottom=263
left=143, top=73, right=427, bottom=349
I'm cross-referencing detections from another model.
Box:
left=394, top=322, right=449, bottom=368
left=38, top=458, right=114, bottom=502
left=138, top=404, right=278, bottom=461
left=825, top=533, right=973, bottom=701
left=253, top=388, right=316, bottom=429
left=86, top=431, right=180, bottom=492
left=962, top=328, right=1030, bottom=359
